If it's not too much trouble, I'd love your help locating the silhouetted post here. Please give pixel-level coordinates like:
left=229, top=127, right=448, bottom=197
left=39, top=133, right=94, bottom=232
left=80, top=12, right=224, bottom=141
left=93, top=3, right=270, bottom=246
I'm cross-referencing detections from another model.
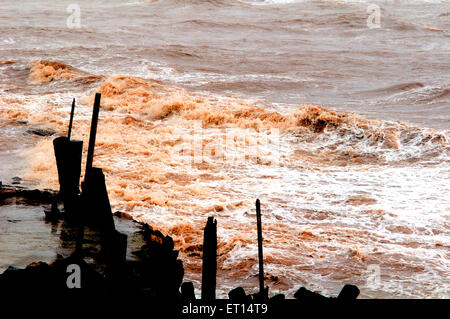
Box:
left=54, top=97, right=82, bottom=204
left=80, top=93, right=127, bottom=264
left=67, top=98, right=75, bottom=140
left=78, top=93, right=101, bottom=258
left=84, top=167, right=116, bottom=231
left=53, top=137, right=83, bottom=209
left=201, top=216, right=217, bottom=300
left=85, top=93, right=101, bottom=181
left=256, top=199, right=264, bottom=295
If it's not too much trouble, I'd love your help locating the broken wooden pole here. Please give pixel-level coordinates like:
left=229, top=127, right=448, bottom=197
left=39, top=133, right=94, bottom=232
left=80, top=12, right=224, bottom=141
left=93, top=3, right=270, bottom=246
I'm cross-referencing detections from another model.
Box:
left=67, top=98, right=75, bottom=140
left=54, top=98, right=82, bottom=206
left=201, top=216, right=217, bottom=300
left=107, top=229, right=128, bottom=266
left=83, top=167, right=116, bottom=232
left=256, top=198, right=265, bottom=295
left=81, top=166, right=125, bottom=266
left=53, top=137, right=83, bottom=208
left=79, top=93, right=127, bottom=265
left=84, top=93, right=101, bottom=181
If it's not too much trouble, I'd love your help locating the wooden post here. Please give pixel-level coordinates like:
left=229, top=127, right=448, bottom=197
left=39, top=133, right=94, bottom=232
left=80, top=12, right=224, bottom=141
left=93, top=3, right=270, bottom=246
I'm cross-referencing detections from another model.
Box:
left=85, top=167, right=116, bottom=232
left=53, top=137, right=82, bottom=199
left=256, top=199, right=264, bottom=295
left=67, top=98, right=75, bottom=140
left=79, top=93, right=125, bottom=263
left=201, top=216, right=217, bottom=300
left=84, top=93, right=101, bottom=181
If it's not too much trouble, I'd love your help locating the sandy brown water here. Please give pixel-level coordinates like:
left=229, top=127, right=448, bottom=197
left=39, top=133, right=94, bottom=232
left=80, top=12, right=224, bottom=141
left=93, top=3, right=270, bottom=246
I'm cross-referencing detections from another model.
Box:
left=0, top=0, right=449, bottom=298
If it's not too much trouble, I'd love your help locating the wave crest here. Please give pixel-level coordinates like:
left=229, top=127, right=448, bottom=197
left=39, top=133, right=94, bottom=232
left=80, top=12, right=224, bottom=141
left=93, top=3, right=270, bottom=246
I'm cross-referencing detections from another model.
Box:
left=29, top=60, right=102, bottom=84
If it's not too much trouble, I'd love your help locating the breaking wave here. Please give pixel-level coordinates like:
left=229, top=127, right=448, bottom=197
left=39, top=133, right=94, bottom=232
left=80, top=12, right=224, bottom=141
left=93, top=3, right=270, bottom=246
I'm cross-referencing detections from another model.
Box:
left=29, top=60, right=103, bottom=85
left=1, top=60, right=449, bottom=298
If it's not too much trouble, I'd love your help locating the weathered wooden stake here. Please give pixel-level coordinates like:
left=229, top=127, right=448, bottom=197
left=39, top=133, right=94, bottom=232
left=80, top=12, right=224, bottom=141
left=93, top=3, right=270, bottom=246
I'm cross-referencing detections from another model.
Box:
left=67, top=98, right=75, bottom=140
left=201, top=216, right=217, bottom=300
left=80, top=93, right=127, bottom=264
left=53, top=137, right=82, bottom=199
left=85, top=167, right=116, bottom=232
left=85, top=93, right=101, bottom=181
left=256, top=198, right=264, bottom=295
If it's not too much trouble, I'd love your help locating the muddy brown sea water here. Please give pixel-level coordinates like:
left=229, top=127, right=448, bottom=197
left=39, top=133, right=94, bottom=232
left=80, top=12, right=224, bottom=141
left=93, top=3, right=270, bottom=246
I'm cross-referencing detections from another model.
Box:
left=0, top=0, right=449, bottom=298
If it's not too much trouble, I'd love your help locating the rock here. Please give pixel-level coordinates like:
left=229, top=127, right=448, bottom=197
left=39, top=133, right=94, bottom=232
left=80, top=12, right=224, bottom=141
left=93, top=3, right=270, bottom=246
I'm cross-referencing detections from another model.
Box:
left=3, top=266, right=23, bottom=277
left=252, top=286, right=269, bottom=301
left=27, top=128, right=56, bottom=137
left=228, top=287, right=251, bottom=302
left=128, top=224, right=184, bottom=298
left=270, top=294, right=285, bottom=302
left=50, top=254, right=106, bottom=291
left=294, top=287, right=329, bottom=301
left=0, top=255, right=107, bottom=294
left=25, top=261, right=50, bottom=272
left=24, top=261, right=52, bottom=288
left=113, top=211, right=133, bottom=220
left=337, top=284, right=360, bottom=300
left=164, top=235, right=175, bottom=251
left=181, top=282, right=196, bottom=301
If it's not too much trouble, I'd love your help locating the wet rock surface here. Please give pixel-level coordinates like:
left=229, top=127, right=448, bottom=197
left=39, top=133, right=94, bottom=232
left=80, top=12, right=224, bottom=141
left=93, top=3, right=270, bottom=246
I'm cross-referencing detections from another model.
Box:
left=0, top=184, right=360, bottom=302
left=26, top=127, right=57, bottom=137
left=0, top=185, right=185, bottom=298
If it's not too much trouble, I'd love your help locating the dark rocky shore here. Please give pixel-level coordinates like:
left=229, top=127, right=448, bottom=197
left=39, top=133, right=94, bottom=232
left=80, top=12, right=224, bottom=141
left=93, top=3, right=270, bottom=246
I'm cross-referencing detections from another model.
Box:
left=0, top=183, right=359, bottom=304
left=0, top=94, right=360, bottom=308
left=0, top=184, right=183, bottom=298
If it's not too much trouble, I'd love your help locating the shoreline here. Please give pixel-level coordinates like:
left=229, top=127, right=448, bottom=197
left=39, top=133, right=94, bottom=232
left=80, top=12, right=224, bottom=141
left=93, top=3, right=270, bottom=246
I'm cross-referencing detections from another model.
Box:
left=0, top=182, right=360, bottom=302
